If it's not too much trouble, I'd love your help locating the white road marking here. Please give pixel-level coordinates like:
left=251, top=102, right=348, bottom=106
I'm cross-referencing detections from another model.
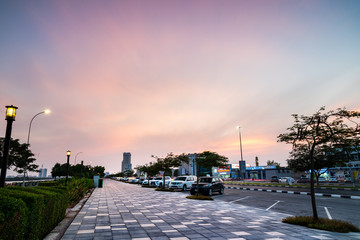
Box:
left=266, top=201, right=281, bottom=211
left=324, top=207, right=332, bottom=220
left=229, top=196, right=250, bottom=203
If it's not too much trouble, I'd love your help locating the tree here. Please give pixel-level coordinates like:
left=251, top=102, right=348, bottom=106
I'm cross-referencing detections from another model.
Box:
left=0, top=138, right=38, bottom=171
left=51, top=162, right=106, bottom=179
left=286, top=144, right=346, bottom=185
left=194, top=151, right=228, bottom=196
left=123, top=169, right=134, bottom=177
left=51, top=163, right=67, bottom=178
left=266, top=160, right=281, bottom=169
left=278, top=107, right=360, bottom=220
left=136, top=162, right=160, bottom=181
left=93, top=166, right=105, bottom=178
left=153, top=153, right=189, bottom=189
left=0, top=138, right=38, bottom=180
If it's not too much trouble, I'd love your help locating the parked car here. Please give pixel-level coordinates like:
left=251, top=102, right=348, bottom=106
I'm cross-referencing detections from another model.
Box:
left=169, top=175, right=197, bottom=191
left=279, top=177, right=295, bottom=184
left=138, top=178, right=145, bottom=184
left=130, top=178, right=139, bottom=184
left=190, top=177, right=224, bottom=196
left=297, top=177, right=310, bottom=183
left=318, top=177, right=326, bottom=183
left=270, top=176, right=279, bottom=182
left=329, top=177, right=338, bottom=183
left=345, top=177, right=352, bottom=183
left=149, top=176, right=172, bottom=187
left=142, top=177, right=155, bottom=185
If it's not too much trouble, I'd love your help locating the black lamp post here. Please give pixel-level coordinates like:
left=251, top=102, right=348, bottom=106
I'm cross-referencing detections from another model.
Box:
left=0, top=105, right=18, bottom=188
left=65, top=150, right=71, bottom=186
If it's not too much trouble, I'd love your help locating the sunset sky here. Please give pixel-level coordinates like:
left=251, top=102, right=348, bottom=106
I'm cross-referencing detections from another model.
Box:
left=1, top=0, right=360, bottom=175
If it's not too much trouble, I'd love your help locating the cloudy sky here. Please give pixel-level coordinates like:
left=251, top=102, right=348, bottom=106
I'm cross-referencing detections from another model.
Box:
left=1, top=0, right=359, bottom=175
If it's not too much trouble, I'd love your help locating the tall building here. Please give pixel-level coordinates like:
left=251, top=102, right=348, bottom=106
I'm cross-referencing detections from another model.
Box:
left=38, top=168, right=47, bottom=178
left=178, top=153, right=198, bottom=175
left=121, top=152, right=132, bottom=172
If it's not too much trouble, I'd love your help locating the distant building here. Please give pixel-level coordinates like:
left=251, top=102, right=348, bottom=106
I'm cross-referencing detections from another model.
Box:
left=38, top=168, right=47, bottom=178
left=178, top=153, right=198, bottom=176
left=122, top=152, right=132, bottom=172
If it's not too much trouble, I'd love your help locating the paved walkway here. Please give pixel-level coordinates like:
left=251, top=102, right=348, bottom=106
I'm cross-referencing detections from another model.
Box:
left=62, top=179, right=360, bottom=240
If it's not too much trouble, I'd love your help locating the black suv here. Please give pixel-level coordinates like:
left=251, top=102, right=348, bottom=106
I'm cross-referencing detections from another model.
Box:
left=190, top=177, right=224, bottom=196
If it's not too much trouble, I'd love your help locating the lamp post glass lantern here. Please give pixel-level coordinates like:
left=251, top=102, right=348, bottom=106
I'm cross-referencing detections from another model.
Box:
left=0, top=105, right=18, bottom=188
left=5, top=105, right=17, bottom=120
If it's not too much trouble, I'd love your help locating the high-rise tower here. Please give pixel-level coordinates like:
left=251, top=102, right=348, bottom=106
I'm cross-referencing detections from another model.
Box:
left=121, top=152, right=132, bottom=172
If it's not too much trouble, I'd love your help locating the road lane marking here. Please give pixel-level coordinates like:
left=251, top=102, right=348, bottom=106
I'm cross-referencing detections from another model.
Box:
left=266, top=201, right=281, bottom=211
left=230, top=196, right=250, bottom=203
left=324, top=207, right=332, bottom=219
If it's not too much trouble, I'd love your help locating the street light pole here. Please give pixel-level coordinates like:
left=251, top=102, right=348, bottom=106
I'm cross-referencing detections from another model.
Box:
left=65, top=150, right=71, bottom=186
left=24, top=109, right=50, bottom=186
left=237, top=126, right=245, bottom=180
left=74, top=152, right=83, bottom=165
left=27, top=109, right=51, bottom=144
left=237, top=126, right=244, bottom=161
left=0, top=105, right=18, bottom=188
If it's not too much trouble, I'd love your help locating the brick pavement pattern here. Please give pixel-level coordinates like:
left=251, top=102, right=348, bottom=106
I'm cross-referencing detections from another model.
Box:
left=62, top=179, right=360, bottom=240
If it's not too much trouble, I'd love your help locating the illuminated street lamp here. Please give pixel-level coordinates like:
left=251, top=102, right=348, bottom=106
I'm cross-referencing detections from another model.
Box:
left=65, top=150, right=71, bottom=186
left=22, top=109, right=50, bottom=186
left=27, top=109, right=51, bottom=144
left=0, top=105, right=18, bottom=188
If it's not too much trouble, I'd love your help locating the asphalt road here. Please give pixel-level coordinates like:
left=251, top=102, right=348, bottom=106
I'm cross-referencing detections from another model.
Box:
left=178, top=187, right=360, bottom=228
left=215, top=188, right=360, bottom=228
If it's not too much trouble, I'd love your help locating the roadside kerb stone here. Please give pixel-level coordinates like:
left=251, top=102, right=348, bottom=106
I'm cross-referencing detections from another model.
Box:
left=225, top=186, right=360, bottom=200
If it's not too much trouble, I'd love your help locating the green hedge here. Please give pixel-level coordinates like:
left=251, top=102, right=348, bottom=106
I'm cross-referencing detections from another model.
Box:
left=0, top=188, right=44, bottom=240
left=0, top=178, right=94, bottom=240
left=0, top=195, right=27, bottom=240
left=12, top=187, right=67, bottom=239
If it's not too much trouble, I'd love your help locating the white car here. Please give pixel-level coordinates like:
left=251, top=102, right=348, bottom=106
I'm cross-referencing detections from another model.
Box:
left=329, top=177, right=338, bottom=183
left=169, top=176, right=197, bottom=191
left=279, top=177, right=295, bottom=184
left=149, top=176, right=172, bottom=187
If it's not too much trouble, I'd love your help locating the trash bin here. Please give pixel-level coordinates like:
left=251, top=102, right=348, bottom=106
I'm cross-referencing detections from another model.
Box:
left=93, top=175, right=99, bottom=188
left=99, top=178, right=103, bottom=188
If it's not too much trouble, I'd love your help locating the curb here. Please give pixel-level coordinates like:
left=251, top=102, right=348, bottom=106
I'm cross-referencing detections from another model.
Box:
left=225, top=186, right=360, bottom=200
left=43, top=189, right=94, bottom=240
left=225, top=183, right=360, bottom=191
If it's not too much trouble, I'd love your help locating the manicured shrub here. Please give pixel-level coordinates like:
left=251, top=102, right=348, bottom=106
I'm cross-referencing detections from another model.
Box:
left=0, top=195, right=27, bottom=240
left=0, top=178, right=94, bottom=240
left=0, top=188, right=44, bottom=240
left=17, top=187, right=67, bottom=239
left=64, top=178, right=94, bottom=205
left=282, top=216, right=360, bottom=233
